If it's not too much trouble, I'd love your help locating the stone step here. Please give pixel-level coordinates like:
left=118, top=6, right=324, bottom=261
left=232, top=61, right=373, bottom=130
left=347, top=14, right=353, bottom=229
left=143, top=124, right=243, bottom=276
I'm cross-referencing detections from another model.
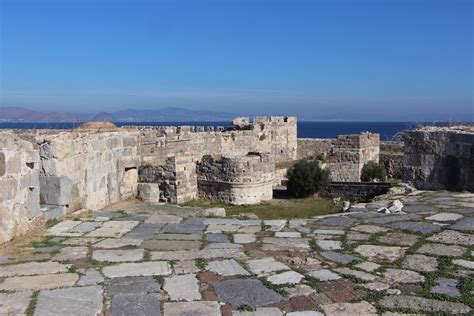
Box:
left=40, top=204, right=67, bottom=221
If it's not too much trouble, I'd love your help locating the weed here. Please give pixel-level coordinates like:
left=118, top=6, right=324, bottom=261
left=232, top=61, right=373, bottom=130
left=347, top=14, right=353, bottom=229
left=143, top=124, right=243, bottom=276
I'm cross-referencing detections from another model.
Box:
left=196, top=257, right=208, bottom=270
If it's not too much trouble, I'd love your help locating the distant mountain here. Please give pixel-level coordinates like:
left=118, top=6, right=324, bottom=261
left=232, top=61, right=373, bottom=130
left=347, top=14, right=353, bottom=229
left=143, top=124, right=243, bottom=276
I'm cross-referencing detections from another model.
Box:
left=0, top=107, right=90, bottom=122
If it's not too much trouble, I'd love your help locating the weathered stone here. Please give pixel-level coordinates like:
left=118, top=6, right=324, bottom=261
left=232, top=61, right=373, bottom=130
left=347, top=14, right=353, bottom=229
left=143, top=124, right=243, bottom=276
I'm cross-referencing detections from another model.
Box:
left=161, top=222, right=205, bottom=234
left=33, top=245, right=63, bottom=254
left=125, top=223, right=163, bottom=240
left=39, top=175, right=72, bottom=206
left=402, top=254, right=438, bottom=272
left=449, top=217, right=474, bottom=232
left=0, top=291, right=32, bottom=315
left=207, top=259, right=250, bottom=276
left=0, top=273, right=79, bottom=291
left=383, top=269, right=425, bottom=284
left=431, top=277, right=461, bottom=297
left=77, top=268, right=104, bottom=286
left=233, top=307, right=283, bottom=316
left=205, top=242, right=243, bottom=249
left=366, top=213, right=419, bottom=224
left=234, top=233, right=257, bottom=243
left=416, top=243, right=466, bottom=257
left=354, top=245, right=406, bottom=263
left=92, top=249, right=144, bottom=262
left=164, top=274, right=201, bottom=301
left=333, top=268, right=376, bottom=281
left=313, top=229, right=344, bottom=235
left=261, top=237, right=310, bottom=250
left=361, top=281, right=390, bottom=292
left=286, top=312, right=323, bottom=316
left=151, top=248, right=247, bottom=261
left=138, top=182, right=161, bottom=203
left=238, top=225, right=261, bottom=233
left=284, top=284, right=316, bottom=298
left=346, top=232, right=371, bottom=241
left=67, top=221, right=102, bottom=234
left=46, top=220, right=82, bottom=236
left=155, top=233, right=201, bottom=240
left=388, top=199, right=403, bottom=213
left=427, top=230, right=474, bottom=246
left=94, top=238, right=142, bottom=248
left=247, top=257, right=290, bottom=275
left=318, top=216, right=356, bottom=227
left=389, top=221, right=442, bottom=235
left=0, top=261, right=70, bottom=277
left=107, top=276, right=161, bottom=296
left=202, top=207, right=226, bottom=217
left=35, top=285, right=103, bottom=316
left=163, top=301, right=221, bottom=316
left=87, top=221, right=139, bottom=238
left=102, top=262, right=172, bottom=278
left=308, top=269, right=341, bottom=281
left=453, top=259, right=474, bottom=270
left=62, top=237, right=102, bottom=246
left=315, top=240, right=342, bottom=250
left=351, top=225, right=389, bottom=234
left=379, top=295, right=471, bottom=314
left=426, top=212, right=464, bottom=222
left=320, top=251, right=358, bottom=264
left=267, top=271, right=304, bottom=285
left=174, top=260, right=199, bottom=274
left=111, top=293, right=161, bottom=316
left=321, top=301, right=377, bottom=316
left=275, top=232, right=301, bottom=238
left=378, top=232, right=419, bottom=246
left=206, top=233, right=230, bottom=243
left=210, top=279, right=283, bottom=308
left=145, top=214, right=182, bottom=224
left=142, top=239, right=201, bottom=251
left=354, top=261, right=380, bottom=272
left=52, top=246, right=88, bottom=261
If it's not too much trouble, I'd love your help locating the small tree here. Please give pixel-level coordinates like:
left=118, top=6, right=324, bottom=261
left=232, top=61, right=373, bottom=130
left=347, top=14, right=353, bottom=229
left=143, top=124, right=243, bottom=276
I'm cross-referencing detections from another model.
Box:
left=361, top=161, right=387, bottom=182
left=286, top=159, right=330, bottom=198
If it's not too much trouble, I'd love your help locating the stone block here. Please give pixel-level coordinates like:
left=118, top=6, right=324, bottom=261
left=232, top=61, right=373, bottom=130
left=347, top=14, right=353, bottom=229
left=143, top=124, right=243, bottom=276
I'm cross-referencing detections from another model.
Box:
left=0, top=152, right=5, bottom=176
left=138, top=183, right=160, bottom=203
left=39, top=176, right=72, bottom=206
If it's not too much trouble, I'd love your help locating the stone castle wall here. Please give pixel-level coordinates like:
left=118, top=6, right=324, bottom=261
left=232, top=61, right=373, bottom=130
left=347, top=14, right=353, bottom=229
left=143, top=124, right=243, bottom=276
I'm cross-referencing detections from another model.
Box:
left=196, top=153, right=274, bottom=205
left=297, top=138, right=333, bottom=159
left=403, top=126, right=474, bottom=192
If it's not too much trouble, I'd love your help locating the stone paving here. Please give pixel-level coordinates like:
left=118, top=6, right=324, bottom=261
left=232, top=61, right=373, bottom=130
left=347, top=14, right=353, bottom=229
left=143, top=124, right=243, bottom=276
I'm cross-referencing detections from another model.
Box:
left=0, top=190, right=473, bottom=315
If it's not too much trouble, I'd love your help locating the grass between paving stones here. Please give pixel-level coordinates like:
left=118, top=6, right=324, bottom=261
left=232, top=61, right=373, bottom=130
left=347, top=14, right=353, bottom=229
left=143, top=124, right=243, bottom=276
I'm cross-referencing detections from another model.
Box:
left=304, top=276, right=319, bottom=290
left=25, top=291, right=39, bottom=316
left=195, top=257, right=208, bottom=270
left=182, top=197, right=341, bottom=220
left=28, top=235, right=61, bottom=248
left=259, top=276, right=290, bottom=296
left=143, top=249, right=151, bottom=261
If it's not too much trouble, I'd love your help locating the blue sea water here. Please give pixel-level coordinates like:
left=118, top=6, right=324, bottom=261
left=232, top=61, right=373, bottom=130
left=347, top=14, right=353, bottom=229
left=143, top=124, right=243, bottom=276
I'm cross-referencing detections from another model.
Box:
left=0, top=121, right=439, bottom=140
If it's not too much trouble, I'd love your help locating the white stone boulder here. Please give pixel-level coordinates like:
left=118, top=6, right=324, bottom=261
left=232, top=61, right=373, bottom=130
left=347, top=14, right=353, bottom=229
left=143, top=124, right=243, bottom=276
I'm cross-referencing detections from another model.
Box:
left=137, top=183, right=160, bottom=203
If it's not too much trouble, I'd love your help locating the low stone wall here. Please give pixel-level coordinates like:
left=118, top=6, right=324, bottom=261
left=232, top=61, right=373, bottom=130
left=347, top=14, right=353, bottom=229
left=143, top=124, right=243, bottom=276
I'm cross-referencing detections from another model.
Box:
left=325, top=182, right=391, bottom=202
left=0, top=132, right=42, bottom=242
left=196, top=154, right=274, bottom=205
left=380, top=153, right=403, bottom=179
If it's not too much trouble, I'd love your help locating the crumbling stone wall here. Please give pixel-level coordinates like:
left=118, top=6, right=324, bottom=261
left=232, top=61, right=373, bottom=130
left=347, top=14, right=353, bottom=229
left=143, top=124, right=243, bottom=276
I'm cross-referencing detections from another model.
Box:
left=196, top=153, right=274, bottom=205
left=0, top=132, right=42, bottom=242
left=403, top=126, right=474, bottom=192
left=297, top=138, right=333, bottom=159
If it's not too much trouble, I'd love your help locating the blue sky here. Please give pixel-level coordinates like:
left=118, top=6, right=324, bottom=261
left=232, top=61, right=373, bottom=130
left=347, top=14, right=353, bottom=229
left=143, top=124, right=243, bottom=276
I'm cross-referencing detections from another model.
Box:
left=0, top=0, right=472, bottom=120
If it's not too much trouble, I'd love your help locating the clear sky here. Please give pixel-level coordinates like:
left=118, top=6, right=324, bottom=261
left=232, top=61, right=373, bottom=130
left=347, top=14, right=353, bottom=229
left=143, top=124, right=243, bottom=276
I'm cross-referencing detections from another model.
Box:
left=1, top=0, right=472, bottom=120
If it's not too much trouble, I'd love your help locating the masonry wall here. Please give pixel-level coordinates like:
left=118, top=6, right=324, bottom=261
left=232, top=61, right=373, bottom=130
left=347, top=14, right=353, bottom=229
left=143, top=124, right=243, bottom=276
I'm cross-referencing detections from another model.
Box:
left=403, top=127, right=474, bottom=192
left=297, top=138, right=333, bottom=159
left=196, top=153, right=274, bottom=205
left=0, top=132, right=42, bottom=242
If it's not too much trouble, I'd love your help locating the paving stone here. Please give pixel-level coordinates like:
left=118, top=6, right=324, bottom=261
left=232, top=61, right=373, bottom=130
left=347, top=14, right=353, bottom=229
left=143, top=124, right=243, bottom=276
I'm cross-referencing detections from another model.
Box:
left=234, top=233, right=257, bottom=243
left=318, top=216, right=356, bottom=227
left=379, top=295, right=471, bottom=314
left=52, top=246, right=88, bottom=261
left=286, top=312, right=323, bottom=316
left=320, top=251, right=358, bottom=264
left=210, top=279, right=283, bottom=308
left=233, top=307, right=283, bottom=316
left=164, top=274, right=201, bottom=301
left=361, top=281, right=390, bottom=292
left=206, top=224, right=241, bottom=233
left=62, top=237, right=102, bottom=246
left=431, top=277, right=461, bottom=297
left=92, top=249, right=144, bottom=262
left=174, top=260, right=200, bottom=274
left=318, top=279, right=366, bottom=302
left=402, top=254, right=438, bottom=272
left=247, top=257, right=290, bottom=275
left=107, top=276, right=161, bottom=296
left=87, top=221, right=139, bottom=237
left=78, top=268, right=104, bottom=286
left=378, top=231, right=420, bottom=246
left=354, top=261, right=380, bottom=272
left=92, top=211, right=125, bottom=218
left=275, top=232, right=301, bottom=238
left=163, top=301, right=221, bottom=316
left=453, top=259, right=474, bottom=269
left=111, top=293, right=160, bottom=316
left=155, top=233, right=201, bottom=240
left=161, top=222, right=205, bottom=234
left=145, top=214, right=182, bottom=224
left=383, top=269, right=425, bottom=284
left=46, top=220, right=82, bottom=237
left=237, top=225, right=261, bottom=233
left=142, top=239, right=201, bottom=251
left=0, top=261, right=70, bottom=277
left=315, top=240, right=342, bottom=250
left=284, top=284, right=316, bottom=298
left=307, top=269, right=341, bottom=281
left=205, top=242, right=243, bottom=249
left=0, top=273, right=79, bottom=291
left=389, top=221, right=442, bottom=235
left=365, top=213, right=419, bottom=225
left=261, top=237, right=310, bottom=250
left=151, top=248, right=247, bottom=261
left=403, top=204, right=437, bottom=213
left=33, top=245, right=63, bottom=253
left=206, top=233, right=230, bottom=243
left=124, top=223, right=162, bottom=240
left=115, top=214, right=148, bottom=222
left=427, top=229, right=474, bottom=246
left=416, top=243, right=466, bottom=257
left=289, top=295, right=319, bottom=311
left=0, top=291, right=32, bottom=315
left=333, top=268, right=376, bottom=281
left=346, top=232, right=371, bottom=241
left=67, top=221, right=102, bottom=234
left=289, top=219, right=308, bottom=228
left=35, top=285, right=103, bottom=316
left=321, top=300, right=377, bottom=316
left=354, top=245, right=406, bottom=263
left=449, top=217, right=474, bottom=232
left=267, top=271, right=304, bottom=285
left=207, top=259, right=250, bottom=276
left=426, top=212, right=464, bottom=222
left=263, top=220, right=287, bottom=231
left=295, top=226, right=311, bottom=234
left=312, top=229, right=344, bottom=235
left=351, top=225, right=389, bottom=234
left=102, top=262, right=172, bottom=278
left=94, top=238, right=142, bottom=248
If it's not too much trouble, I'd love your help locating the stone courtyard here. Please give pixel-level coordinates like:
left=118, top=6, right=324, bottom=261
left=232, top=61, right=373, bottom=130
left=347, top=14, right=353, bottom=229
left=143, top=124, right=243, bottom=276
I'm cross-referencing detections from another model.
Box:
left=0, top=189, right=472, bottom=315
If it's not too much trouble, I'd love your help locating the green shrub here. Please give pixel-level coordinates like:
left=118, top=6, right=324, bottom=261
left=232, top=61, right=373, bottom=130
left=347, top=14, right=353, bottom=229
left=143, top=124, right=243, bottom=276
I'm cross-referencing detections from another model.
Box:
left=286, top=159, right=330, bottom=197
left=361, top=161, right=387, bottom=182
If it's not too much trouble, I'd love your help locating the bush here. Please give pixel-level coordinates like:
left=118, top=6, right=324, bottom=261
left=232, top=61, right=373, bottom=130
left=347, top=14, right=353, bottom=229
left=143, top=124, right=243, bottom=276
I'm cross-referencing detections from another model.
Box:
left=361, top=161, right=387, bottom=182
left=286, top=159, right=330, bottom=197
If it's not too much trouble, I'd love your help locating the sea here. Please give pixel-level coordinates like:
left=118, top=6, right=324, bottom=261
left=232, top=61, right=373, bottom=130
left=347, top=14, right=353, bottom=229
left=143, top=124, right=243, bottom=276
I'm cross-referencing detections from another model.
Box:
left=0, top=121, right=444, bottom=140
